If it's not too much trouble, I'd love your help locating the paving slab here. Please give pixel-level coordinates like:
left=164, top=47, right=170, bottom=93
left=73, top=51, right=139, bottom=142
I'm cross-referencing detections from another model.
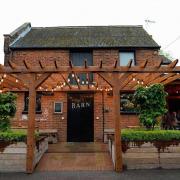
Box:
left=0, top=170, right=180, bottom=180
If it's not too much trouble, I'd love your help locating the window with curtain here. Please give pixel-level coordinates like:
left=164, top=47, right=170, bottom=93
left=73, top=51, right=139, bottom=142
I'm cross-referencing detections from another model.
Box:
left=119, top=52, right=135, bottom=66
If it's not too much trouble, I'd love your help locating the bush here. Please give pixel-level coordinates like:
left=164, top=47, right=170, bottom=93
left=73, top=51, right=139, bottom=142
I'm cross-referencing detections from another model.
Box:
left=0, top=131, right=27, bottom=142
left=133, top=84, right=167, bottom=129
left=121, top=129, right=180, bottom=141
left=0, top=130, right=39, bottom=142
left=0, top=92, right=17, bottom=131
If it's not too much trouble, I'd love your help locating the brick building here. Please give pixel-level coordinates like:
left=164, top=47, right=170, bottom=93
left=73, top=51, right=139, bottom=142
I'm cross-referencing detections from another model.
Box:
left=3, top=23, right=174, bottom=142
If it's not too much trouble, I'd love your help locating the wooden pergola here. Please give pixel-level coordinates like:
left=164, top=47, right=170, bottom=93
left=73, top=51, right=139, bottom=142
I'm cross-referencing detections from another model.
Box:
left=0, top=59, right=180, bottom=173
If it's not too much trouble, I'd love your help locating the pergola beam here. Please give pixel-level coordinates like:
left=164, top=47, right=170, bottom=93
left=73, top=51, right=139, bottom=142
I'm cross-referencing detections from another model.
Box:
left=61, top=74, right=72, bottom=89
left=1, top=59, right=180, bottom=174
left=26, top=74, right=36, bottom=173
left=1, top=62, right=180, bottom=74
left=35, top=73, right=51, bottom=89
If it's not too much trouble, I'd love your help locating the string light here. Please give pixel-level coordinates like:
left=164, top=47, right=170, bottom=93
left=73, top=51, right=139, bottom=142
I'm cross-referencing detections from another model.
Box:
left=15, top=79, right=19, bottom=83
left=72, top=74, right=75, bottom=78
left=0, top=90, right=2, bottom=93
left=1, top=79, right=3, bottom=83
left=67, top=78, right=70, bottom=82
left=86, top=81, right=88, bottom=85
left=63, top=82, right=66, bottom=86
left=39, top=86, right=42, bottom=90
left=91, top=84, right=94, bottom=88
left=77, top=78, right=80, bottom=82
left=3, top=74, right=6, bottom=78
left=82, top=81, right=85, bottom=85
left=133, top=78, right=136, bottom=81
left=137, top=80, right=140, bottom=84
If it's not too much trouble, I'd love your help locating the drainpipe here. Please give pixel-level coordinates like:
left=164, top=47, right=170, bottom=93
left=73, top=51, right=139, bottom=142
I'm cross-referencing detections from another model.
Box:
left=102, top=90, right=105, bottom=142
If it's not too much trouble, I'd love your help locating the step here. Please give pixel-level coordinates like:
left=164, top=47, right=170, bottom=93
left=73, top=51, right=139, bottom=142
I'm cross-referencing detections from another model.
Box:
left=36, top=152, right=113, bottom=171
left=48, top=142, right=109, bottom=153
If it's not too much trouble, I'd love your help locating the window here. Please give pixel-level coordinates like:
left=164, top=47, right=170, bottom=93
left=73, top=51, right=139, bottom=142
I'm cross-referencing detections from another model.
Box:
left=119, top=52, right=135, bottom=66
left=120, top=92, right=137, bottom=114
left=23, top=92, right=42, bottom=113
left=69, top=50, right=93, bottom=85
left=54, top=102, right=63, bottom=113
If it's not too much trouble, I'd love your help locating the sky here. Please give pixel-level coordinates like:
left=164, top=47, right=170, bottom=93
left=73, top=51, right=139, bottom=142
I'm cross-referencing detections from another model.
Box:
left=0, top=0, right=180, bottom=64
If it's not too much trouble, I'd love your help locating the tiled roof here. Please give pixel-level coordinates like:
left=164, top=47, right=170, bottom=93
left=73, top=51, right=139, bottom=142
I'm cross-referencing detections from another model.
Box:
left=10, top=24, right=160, bottom=49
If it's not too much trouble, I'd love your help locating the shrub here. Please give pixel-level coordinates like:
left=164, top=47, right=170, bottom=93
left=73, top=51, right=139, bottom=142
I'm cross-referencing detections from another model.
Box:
left=133, top=84, right=167, bottom=129
left=0, top=130, right=39, bottom=142
left=0, top=92, right=17, bottom=131
left=0, top=131, right=27, bottom=142
left=121, top=129, right=180, bottom=141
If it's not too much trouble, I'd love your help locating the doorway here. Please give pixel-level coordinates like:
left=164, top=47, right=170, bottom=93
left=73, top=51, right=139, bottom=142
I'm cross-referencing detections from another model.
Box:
left=67, top=93, right=94, bottom=142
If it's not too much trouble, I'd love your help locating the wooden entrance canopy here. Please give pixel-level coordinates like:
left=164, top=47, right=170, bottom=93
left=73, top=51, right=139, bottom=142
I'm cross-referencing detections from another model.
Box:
left=0, top=59, right=180, bottom=173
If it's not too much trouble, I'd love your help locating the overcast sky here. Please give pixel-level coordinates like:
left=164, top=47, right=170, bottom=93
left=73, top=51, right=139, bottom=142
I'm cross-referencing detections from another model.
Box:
left=0, top=0, right=180, bottom=64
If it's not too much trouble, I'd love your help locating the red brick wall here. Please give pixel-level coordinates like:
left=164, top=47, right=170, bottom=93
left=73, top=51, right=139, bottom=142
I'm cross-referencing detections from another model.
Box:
left=10, top=48, right=160, bottom=142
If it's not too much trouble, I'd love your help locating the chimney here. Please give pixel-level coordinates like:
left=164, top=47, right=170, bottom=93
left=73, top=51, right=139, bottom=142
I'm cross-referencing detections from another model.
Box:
left=3, top=34, right=12, bottom=66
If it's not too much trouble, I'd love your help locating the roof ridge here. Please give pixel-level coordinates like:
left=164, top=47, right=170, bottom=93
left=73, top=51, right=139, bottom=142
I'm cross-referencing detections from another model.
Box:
left=31, top=25, right=143, bottom=29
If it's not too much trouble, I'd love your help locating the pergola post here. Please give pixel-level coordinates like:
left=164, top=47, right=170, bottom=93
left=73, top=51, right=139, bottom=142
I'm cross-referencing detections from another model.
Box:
left=113, top=73, right=123, bottom=172
left=26, top=74, right=36, bottom=173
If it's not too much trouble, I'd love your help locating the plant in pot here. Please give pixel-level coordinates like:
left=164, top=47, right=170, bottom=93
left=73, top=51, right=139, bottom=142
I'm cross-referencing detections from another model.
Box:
left=133, top=84, right=167, bottom=130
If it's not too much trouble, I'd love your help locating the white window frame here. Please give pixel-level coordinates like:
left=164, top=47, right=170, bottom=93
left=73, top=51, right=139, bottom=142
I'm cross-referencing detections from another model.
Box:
left=54, top=102, right=63, bottom=114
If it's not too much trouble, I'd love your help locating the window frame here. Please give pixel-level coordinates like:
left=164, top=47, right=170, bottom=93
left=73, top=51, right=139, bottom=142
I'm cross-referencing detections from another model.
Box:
left=22, top=92, right=42, bottom=114
left=54, top=101, right=63, bottom=114
left=120, top=91, right=138, bottom=115
left=69, top=49, right=93, bottom=85
left=119, top=50, right=136, bottom=66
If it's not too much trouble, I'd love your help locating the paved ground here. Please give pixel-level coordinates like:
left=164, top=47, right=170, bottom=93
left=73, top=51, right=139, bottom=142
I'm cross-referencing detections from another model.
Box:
left=0, top=170, right=180, bottom=180
left=36, top=152, right=113, bottom=171
left=37, top=142, right=113, bottom=171
left=48, top=142, right=108, bottom=153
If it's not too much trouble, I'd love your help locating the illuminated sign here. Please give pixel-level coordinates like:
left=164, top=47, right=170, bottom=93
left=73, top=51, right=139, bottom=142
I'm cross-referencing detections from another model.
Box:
left=72, top=102, right=91, bottom=109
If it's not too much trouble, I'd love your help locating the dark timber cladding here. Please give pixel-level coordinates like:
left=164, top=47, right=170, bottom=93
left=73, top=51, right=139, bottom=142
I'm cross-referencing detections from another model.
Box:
left=0, top=59, right=180, bottom=173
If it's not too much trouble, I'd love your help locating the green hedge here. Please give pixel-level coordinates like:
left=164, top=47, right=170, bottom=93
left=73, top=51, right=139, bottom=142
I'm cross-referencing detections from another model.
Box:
left=0, top=131, right=27, bottom=142
left=121, top=129, right=180, bottom=141
left=0, top=130, right=40, bottom=142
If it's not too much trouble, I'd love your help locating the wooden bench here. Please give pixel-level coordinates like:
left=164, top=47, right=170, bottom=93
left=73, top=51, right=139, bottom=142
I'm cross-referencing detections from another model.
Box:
left=38, top=129, right=58, bottom=144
